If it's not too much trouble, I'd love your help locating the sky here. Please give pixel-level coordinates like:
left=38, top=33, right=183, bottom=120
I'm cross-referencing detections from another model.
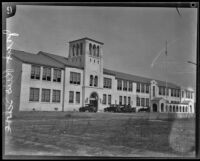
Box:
left=7, top=5, right=197, bottom=90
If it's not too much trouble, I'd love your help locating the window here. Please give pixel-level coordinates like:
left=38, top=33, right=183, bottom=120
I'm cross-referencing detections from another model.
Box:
left=29, top=88, right=39, bottom=101
left=43, top=67, right=51, bottom=81
left=136, top=83, right=140, bottom=92
left=119, top=96, right=122, bottom=105
left=191, top=92, right=193, bottom=99
left=153, top=86, right=155, bottom=97
left=141, top=98, right=145, bottom=107
left=161, top=103, right=164, bottom=112
left=128, top=81, right=132, bottom=91
left=89, top=43, right=92, bottom=55
left=141, top=84, right=145, bottom=93
left=173, top=106, right=175, bottom=112
left=123, top=80, right=127, bottom=91
left=182, top=91, right=184, bottom=97
left=70, top=72, right=81, bottom=85
left=103, top=94, right=107, bottom=104
left=159, top=87, right=162, bottom=95
left=128, top=97, right=131, bottom=105
left=73, top=45, right=76, bottom=56
left=93, top=45, right=96, bottom=56
left=31, top=65, right=40, bottom=80
left=53, top=69, right=61, bottom=82
left=76, top=92, right=80, bottom=104
left=97, top=46, right=100, bottom=57
left=171, top=89, right=173, bottom=97
left=42, top=89, right=50, bottom=102
left=136, top=96, right=140, bottom=106
left=146, top=98, right=149, bottom=107
left=90, top=75, right=93, bottom=86
left=146, top=85, right=149, bottom=93
left=124, top=96, right=127, bottom=105
left=117, top=79, right=122, bottom=90
left=69, top=91, right=74, bottom=103
left=104, top=78, right=112, bottom=89
left=108, top=95, right=111, bottom=105
left=80, top=43, right=83, bottom=55
left=94, top=76, right=98, bottom=87
left=52, top=90, right=61, bottom=103
left=76, top=44, right=79, bottom=56
left=176, top=106, right=178, bottom=112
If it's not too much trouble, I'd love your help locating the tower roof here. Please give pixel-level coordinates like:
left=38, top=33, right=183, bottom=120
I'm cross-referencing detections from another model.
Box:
left=69, top=37, right=104, bottom=45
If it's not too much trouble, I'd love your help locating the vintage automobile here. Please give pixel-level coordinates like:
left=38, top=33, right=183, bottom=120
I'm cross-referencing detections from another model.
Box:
left=104, top=104, right=121, bottom=113
left=79, top=104, right=97, bottom=112
left=120, top=105, right=136, bottom=113
left=138, top=107, right=150, bottom=112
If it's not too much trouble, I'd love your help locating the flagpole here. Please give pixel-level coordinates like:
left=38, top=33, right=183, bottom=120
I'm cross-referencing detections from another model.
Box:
left=165, top=41, right=168, bottom=112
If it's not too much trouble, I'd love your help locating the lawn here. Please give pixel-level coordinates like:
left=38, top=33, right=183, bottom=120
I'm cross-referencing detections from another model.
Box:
left=4, top=112, right=195, bottom=158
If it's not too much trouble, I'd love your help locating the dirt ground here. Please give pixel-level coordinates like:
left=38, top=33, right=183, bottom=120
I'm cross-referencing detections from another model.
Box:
left=3, top=112, right=196, bottom=158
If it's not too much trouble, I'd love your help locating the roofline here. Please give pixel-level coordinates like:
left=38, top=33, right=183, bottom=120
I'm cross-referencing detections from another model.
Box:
left=69, top=37, right=104, bottom=45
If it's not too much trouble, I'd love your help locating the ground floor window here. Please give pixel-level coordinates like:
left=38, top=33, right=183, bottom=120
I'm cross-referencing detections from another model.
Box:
left=29, top=88, right=40, bottom=101
left=69, top=91, right=74, bottom=103
left=42, top=89, right=51, bottom=102
left=128, top=97, right=131, bottom=105
left=136, top=96, right=140, bottom=106
left=141, top=98, right=145, bottom=107
left=52, top=90, right=61, bottom=103
left=103, top=94, right=107, bottom=104
left=108, top=95, right=111, bottom=105
left=124, top=96, right=127, bottom=105
left=119, top=96, right=122, bottom=105
left=76, top=92, right=80, bottom=104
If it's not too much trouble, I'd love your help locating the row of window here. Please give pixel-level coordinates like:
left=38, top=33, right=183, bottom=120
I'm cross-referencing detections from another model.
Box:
left=29, top=88, right=61, bottom=102
left=69, top=91, right=81, bottom=103
left=136, top=97, right=149, bottom=107
left=31, top=66, right=61, bottom=82
left=70, top=72, right=81, bottom=85
left=72, top=43, right=83, bottom=57
left=89, top=43, right=100, bottom=57
left=185, top=91, right=193, bottom=99
left=119, top=96, right=131, bottom=105
left=170, top=88, right=180, bottom=97
left=102, top=94, right=112, bottom=105
left=136, top=83, right=149, bottom=93
left=90, top=75, right=98, bottom=87
left=117, top=79, right=133, bottom=91
left=161, top=104, right=192, bottom=113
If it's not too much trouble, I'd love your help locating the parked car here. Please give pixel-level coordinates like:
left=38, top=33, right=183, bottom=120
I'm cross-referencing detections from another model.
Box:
left=120, top=105, right=135, bottom=113
left=138, top=107, right=150, bottom=112
left=104, top=104, right=121, bottom=113
left=79, top=104, right=97, bottom=112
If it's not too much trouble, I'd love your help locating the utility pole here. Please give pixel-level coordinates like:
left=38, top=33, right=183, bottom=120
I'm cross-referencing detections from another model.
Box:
left=165, top=41, right=168, bottom=110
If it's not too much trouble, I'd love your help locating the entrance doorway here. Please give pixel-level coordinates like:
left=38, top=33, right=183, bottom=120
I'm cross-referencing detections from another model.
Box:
left=153, top=103, right=158, bottom=112
left=89, top=92, right=98, bottom=112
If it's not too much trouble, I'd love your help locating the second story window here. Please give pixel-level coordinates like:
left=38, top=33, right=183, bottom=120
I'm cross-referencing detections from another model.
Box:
left=31, top=65, right=40, bottom=80
left=70, top=72, right=81, bottom=85
left=146, top=85, right=149, bottom=93
left=90, top=75, right=93, bottom=86
left=141, top=83, right=145, bottom=93
left=43, top=67, right=51, bottom=81
left=136, top=83, right=140, bottom=93
left=117, top=79, right=122, bottom=90
left=94, top=76, right=98, bottom=87
left=128, top=81, right=132, bottom=91
left=104, top=78, right=112, bottom=89
left=123, top=80, right=127, bottom=91
left=53, top=69, right=61, bottom=82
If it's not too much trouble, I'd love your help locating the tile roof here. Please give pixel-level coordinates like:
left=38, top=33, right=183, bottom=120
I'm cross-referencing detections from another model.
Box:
left=69, top=37, right=104, bottom=45
left=12, top=50, right=65, bottom=69
left=38, top=51, right=84, bottom=69
left=103, top=68, right=180, bottom=89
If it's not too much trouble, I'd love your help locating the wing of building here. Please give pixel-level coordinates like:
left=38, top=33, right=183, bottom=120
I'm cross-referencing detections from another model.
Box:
left=9, top=37, right=196, bottom=114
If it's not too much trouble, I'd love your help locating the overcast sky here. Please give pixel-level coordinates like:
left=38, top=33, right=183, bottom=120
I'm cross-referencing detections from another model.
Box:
left=7, top=5, right=197, bottom=90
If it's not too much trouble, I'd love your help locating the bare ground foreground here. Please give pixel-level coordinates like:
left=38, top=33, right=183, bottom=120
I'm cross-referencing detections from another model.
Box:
left=3, top=112, right=195, bottom=158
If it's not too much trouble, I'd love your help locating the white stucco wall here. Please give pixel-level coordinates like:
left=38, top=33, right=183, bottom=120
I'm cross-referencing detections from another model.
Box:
left=19, top=63, right=64, bottom=111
